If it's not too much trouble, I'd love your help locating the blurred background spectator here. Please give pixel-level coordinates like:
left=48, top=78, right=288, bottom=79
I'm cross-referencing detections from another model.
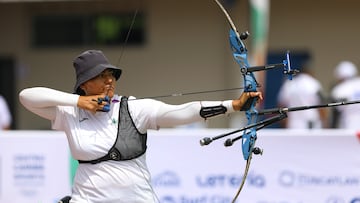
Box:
left=277, top=61, right=327, bottom=129
left=330, top=61, right=360, bottom=129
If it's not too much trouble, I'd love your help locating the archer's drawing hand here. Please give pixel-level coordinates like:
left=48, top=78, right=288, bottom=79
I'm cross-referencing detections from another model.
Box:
left=77, top=94, right=109, bottom=113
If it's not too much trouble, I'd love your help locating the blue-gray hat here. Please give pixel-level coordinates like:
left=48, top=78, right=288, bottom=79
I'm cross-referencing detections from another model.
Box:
left=73, top=50, right=122, bottom=95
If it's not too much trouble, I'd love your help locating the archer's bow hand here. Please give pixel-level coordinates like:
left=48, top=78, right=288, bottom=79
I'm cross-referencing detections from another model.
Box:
left=232, top=91, right=263, bottom=111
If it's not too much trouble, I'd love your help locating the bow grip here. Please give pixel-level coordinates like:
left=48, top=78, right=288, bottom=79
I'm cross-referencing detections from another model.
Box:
left=240, top=96, right=257, bottom=111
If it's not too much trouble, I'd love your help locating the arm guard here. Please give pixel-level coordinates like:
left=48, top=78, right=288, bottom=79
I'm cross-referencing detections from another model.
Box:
left=200, top=105, right=227, bottom=119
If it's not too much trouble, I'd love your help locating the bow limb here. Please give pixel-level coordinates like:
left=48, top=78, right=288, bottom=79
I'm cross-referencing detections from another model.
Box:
left=214, top=0, right=241, bottom=38
left=214, top=0, right=259, bottom=159
left=213, top=0, right=259, bottom=201
left=207, top=1, right=299, bottom=201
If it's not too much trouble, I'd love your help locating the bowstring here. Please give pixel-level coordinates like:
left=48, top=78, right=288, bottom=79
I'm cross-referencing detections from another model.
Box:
left=116, top=7, right=139, bottom=67
left=116, top=1, right=248, bottom=100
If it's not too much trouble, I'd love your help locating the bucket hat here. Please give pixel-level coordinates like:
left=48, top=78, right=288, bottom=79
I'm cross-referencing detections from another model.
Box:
left=73, top=50, right=122, bottom=95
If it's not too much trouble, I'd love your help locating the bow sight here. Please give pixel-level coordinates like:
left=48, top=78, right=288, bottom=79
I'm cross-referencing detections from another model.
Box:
left=239, top=51, right=299, bottom=79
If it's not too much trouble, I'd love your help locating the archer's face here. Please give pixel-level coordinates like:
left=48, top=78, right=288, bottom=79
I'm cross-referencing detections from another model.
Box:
left=80, top=69, right=116, bottom=98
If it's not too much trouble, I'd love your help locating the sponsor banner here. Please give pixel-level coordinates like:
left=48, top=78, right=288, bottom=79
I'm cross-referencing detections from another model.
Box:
left=1, top=129, right=360, bottom=203
left=147, top=129, right=360, bottom=203
left=0, top=131, right=71, bottom=203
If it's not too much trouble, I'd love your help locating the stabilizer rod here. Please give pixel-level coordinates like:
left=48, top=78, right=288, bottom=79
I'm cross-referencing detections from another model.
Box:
left=258, top=100, right=360, bottom=115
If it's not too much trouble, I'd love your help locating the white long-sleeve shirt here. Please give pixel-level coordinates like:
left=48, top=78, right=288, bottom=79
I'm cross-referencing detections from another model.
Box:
left=19, top=87, right=234, bottom=203
left=331, top=77, right=360, bottom=129
left=277, top=73, right=324, bottom=129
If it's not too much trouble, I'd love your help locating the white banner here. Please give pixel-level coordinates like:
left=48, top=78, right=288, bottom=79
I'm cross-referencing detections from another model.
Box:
left=1, top=129, right=360, bottom=203
left=147, top=129, right=360, bottom=203
left=0, top=131, right=71, bottom=203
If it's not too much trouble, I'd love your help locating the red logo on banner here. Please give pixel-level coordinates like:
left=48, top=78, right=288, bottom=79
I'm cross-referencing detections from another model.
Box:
left=356, top=131, right=360, bottom=142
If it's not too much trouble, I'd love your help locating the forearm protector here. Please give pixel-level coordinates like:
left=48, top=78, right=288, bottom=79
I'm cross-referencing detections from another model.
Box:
left=200, top=105, right=227, bottom=119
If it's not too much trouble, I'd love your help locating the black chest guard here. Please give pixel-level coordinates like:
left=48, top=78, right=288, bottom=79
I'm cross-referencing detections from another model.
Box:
left=78, top=96, right=147, bottom=164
